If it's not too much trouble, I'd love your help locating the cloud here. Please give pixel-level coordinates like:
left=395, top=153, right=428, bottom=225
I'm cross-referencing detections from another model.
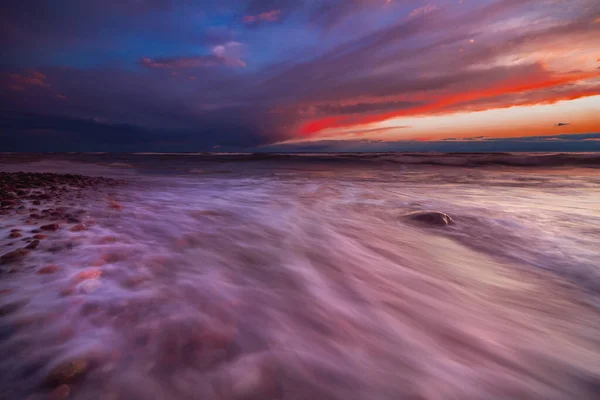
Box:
left=1, top=0, right=599, bottom=151
left=141, top=42, right=246, bottom=69
left=5, top=71, right=48, bottom=91
left=409, top=3, right=438, bottom=18
left=261, top=132, right=600, bottom=153
left=243, top=9, right=281, bottom=24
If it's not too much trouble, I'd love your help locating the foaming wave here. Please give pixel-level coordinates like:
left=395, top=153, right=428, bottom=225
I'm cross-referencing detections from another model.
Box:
left=0, top=162, right=599, bottom=399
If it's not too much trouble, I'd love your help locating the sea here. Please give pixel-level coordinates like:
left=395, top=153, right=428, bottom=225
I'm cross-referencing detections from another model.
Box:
left=1, top=152, right=599, bottom=400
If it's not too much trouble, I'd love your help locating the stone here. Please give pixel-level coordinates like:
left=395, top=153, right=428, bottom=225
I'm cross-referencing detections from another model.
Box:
left=33, top=234, right=48, bottom=240
left=74, top=269, right=103, bottom=283
left=0, top=248, right=29, bottom=264
left=41, top=223, right=60, bottom=231
left=38, top=265, right=61, bottom=274
left=70, top=224, right=86, bottom=232
left=25, top=240, right=40, bottom=250
left=44, top=359, right=91, bottom=387
left=50, top=384, right=71, bottom=400
left=1, top=200, right=18, bottom=207
left=9, top=231, right=22, bottom=238
left=403, top=211, right=454, bottom=227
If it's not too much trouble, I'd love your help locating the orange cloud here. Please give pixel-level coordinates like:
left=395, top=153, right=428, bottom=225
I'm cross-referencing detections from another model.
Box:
left=301, top=70, right=600, bottom=135
left=243, top=10, right=282, bottom=24
left=7, top=71, right=48, bottom=91
left=409, top=3, right=438, bottom=18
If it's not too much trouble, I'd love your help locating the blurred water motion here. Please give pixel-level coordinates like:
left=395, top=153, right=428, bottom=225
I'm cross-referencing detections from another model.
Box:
left=1, top=153, right=600, bottom=399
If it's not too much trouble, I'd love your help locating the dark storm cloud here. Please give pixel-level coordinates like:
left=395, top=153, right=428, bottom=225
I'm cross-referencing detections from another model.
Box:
left=0, top=112, right=265, bottom=152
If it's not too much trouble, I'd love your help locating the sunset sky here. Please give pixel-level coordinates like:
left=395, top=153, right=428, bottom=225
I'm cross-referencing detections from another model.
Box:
left=1, top=0, right=599, bottom=151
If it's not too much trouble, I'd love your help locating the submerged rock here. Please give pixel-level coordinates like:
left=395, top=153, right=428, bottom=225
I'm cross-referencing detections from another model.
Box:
left=41, top=223, right=60, bottom=231
left=25, top=240, right=40, bottom=250
left=38, top=265, right=61, bottom=274
left=70, top=224, right=86, bottom=232
left=0, top=248, right=29, bottom=264
left=44, top=359, right=91, bottom=387
left=403, top=211, right=454, bottom=227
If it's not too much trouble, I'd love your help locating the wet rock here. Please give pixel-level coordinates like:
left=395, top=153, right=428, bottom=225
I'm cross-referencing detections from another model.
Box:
left=1, top=200, right=18, bottom=207
left=109, top=202, right=123, bottom=210
left=25, top=240, right=40, bottom=250
left=10, top=229, right=21, bottom=233
left=74, top=269, right=103, bottom=283
left=31, top=229, right=42, bottom=234
left=32, top=200, right=41, bottom=205
left=33, top=234, right=48, bottom=240
left=41, top=223, right=60, bottom=231
left=29, top=213, right=41, bottom=219
left=0, top=300, right=27, bottom=316
left=38, top=265, right=61, bottom=274
left=66, top=215, right=81, bottom=223
left=44, top=359, right=92, bottom=387
left=70, top=224, right=86, bottom=232
left=8, top=231, right=22, bottom=238
left=50, top=384, right=71, bottom=400
left=403, top=211, right=454, bottom=227
left=0, top=248, right=29, bottom=264
left=48, top=242, right=76, bottom=253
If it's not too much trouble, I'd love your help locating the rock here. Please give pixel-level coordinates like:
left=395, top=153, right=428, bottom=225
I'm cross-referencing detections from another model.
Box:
left=74, top=269, right=103, bottom=283
left=44, top=359, right=92, bottom=387
left=32, top=200, right=41, bottom=205
left=38, top=265, right=61, bottom=274
left=70, top=224, right=86, bottom=232
left=0, top=248, right=29, bottom=264
left=50, top=384, right=71, bottom=400
left=25, top=240, right=40, bottom=250
left=41, top=223, right=60, bottom=231
left=33, top=234, right=48, bottom=240
left=109, top=202, right=123, bottom=210
left=403, top=211, right=454, bottom=227
left=66, top=216, right=81, bottom=223
left=10, top=228, right=21, bottom=233
left=31, top=229, right=42, bottom=234
left=9, top=231, right=22, bottom=238
left=1, top=200, right=18, bottom=207
left=0, top=300, right=27, bottom=316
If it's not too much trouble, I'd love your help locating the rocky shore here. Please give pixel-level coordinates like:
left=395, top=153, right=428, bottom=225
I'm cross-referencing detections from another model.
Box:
left=1, top=172, right=123, bottom=268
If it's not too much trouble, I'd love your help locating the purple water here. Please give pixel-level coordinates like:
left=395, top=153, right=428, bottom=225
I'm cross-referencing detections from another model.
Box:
left=1, top=153, right=600, bottom=400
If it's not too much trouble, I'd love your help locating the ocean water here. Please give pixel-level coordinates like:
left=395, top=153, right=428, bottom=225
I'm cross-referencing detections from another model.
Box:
left=1, top=153, right=600, bottom=400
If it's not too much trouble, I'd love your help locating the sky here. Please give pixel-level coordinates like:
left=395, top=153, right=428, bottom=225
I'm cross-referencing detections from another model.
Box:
left=0, top=0, right=599, bottom=152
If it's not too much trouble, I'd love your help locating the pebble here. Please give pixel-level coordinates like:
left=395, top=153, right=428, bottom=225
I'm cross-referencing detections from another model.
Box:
left=0, top=248, right=29, bottom=264
left=49, top=384, right=71, bottom=400
left=44, top=359, right=91, bottom=387
left=25, top=240, right=40, bottom=250
left=37, top=265, right=62, bottom=274
left=70, top=224, right=86, bottom=232
left=74, top=269, right=103, bottom=283
left=403, top=210, right=454, bottom=227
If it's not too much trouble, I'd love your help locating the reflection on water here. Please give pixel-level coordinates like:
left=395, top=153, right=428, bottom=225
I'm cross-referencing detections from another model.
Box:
left=1, top=154, right=600, bottom=399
